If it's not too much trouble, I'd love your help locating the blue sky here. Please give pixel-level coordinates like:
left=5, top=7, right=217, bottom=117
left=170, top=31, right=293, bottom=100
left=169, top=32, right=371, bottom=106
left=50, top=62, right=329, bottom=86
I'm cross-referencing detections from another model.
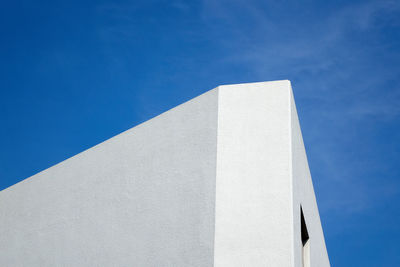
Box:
left=1, top=0, right=399, bottom=265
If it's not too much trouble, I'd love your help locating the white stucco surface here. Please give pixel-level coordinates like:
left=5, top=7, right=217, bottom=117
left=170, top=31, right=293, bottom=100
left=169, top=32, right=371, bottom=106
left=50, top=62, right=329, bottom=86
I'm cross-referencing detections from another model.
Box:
left=290, top=89, right=330, bottom=267
left=0, top=80, right=330, bottom=266
left=0, top=89, right=219, bottom=266
left=214, top=81, right=292, bottom=266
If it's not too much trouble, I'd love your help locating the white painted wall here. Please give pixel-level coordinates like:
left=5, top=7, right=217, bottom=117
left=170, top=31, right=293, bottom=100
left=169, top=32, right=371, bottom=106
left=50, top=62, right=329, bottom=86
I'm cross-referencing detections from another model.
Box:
left=214, top=81, right=293, bottom=266
left=0, top=89, right=219, bottom=267
left=0, top=80, right=330, bottom=266
left=290, top=89, right=330, bottom=267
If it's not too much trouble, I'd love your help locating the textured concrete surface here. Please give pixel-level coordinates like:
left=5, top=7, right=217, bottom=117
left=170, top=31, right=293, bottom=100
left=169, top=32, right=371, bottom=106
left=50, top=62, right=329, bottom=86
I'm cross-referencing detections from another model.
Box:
left=0, top=80, right=330, bottom=266
left=290, top=89, right=330, bottom=267
left=0, top=89, right=219, bottom=266
left=215, top=81, right=292, bottom=266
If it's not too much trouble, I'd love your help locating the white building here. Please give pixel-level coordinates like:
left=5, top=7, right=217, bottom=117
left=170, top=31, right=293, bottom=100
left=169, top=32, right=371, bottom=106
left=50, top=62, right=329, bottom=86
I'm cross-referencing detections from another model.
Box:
left=0, top=80, right=330, bottom=266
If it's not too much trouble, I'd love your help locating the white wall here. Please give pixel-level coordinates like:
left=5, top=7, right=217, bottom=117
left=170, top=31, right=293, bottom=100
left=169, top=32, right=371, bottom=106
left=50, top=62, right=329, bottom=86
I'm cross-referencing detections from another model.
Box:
left=0, top=89, right=219, bottom=267
left=290, top=88, right=330, bottom=267
left=213, top=80, right=329, bottom=267
left=214, top=81, right=293, bottom=266
left=0, top=80, right=330, bottom=267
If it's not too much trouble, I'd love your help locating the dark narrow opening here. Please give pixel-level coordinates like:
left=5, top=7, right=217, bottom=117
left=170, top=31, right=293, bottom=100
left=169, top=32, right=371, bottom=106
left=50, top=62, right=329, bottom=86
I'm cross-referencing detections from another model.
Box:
left=301, top=206, right=310, bottom=267
left=301, top=206, right=309, bottom=245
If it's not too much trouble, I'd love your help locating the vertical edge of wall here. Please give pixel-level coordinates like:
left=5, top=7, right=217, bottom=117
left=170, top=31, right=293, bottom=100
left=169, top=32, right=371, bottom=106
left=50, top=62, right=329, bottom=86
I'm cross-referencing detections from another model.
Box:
left=214, top=81, right=293, bottom=266
left=289, top=84, right=330, bottom=267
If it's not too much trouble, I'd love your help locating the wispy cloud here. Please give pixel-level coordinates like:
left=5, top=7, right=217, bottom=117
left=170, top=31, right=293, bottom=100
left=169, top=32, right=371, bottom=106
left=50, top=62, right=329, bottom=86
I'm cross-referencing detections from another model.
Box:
left=198, top=0, right=400, bottom=219
left=93, top=0, right=400, bottom=219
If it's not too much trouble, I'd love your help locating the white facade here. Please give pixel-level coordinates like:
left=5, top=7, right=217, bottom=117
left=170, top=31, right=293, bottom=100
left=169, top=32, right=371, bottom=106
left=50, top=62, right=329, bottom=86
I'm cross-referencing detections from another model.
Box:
left=0, top=80, right=330, bottom=266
